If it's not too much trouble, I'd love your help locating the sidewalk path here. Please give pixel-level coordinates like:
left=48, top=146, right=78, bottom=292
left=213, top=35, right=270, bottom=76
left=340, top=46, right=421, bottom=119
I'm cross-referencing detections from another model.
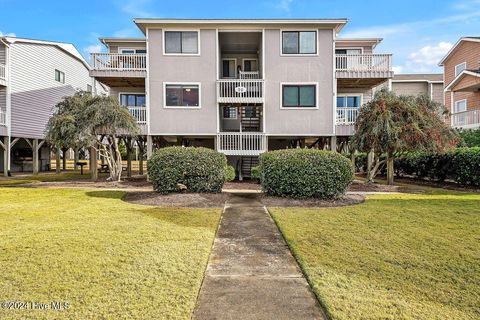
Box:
left=192, top=193, right=327, bottom=320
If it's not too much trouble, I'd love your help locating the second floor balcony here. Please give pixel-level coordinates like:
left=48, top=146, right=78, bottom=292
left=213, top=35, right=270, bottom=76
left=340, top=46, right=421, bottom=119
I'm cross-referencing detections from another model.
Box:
left=90, top=53, right=147, bottom=86
left=217, top=78, right=265, bottom=104
left=452, top=110, right=480, bottom=129
left=336, top=54, right=393, bottom=85
left=336, top=107, right=359, bottom=126
left=0, top=63, right=6, bottom=86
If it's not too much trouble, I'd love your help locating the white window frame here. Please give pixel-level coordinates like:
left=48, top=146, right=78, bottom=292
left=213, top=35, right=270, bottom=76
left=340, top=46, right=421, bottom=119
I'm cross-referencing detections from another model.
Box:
left=119, top=47, right=147, bottom=54
left=242, top=58, right=258, bottom=72
left=455, top=62, right=466, bottom=77
left=335, top=47, right=364, bottom=55
left=163, top=82, right=201, bottom=109
left=280, top=29, right=319, bottom=57
left=118, top=92, right=146, bottom=107
left=162, top=29, right=201, bottom=56
left=221, top=58, right=237, bottom=78
left=336, top=93, right=364, bottom=108
left=454, top=99, right=467, bottom=113
left=222, top=106, right=238, bottom=119
left=280, top=82, right=319, bottom=110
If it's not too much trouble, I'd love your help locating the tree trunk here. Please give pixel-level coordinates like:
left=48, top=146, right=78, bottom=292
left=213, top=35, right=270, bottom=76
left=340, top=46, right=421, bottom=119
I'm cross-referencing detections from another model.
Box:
left=90, top=146, right=98, bottom=181
left=61, top=148, right=67, bottom=171
left=387, top=152, right=394, bottom=185
left=350, top=151, right=356, bottom=174
left=55, top=149, right=61, bottom=174
left=138, top=139, right=144, bottom=176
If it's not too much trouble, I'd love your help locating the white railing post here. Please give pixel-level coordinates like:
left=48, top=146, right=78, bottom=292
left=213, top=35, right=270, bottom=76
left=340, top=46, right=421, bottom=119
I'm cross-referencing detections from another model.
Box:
left=90, top=53, right=147, bottom=71
left=335, top=54, right=392, bottom=72
left=336, top=108, right=359, bottom=125
left=216, top=79, right=264, bottom=103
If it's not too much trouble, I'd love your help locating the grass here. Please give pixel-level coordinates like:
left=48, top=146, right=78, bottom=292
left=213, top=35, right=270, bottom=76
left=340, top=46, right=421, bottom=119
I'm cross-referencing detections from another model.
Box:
left=270, top=191, right=480, bottom=320
left=0, top=187, right=221, bottom=319
left=0, top=172, right=94, bottom=186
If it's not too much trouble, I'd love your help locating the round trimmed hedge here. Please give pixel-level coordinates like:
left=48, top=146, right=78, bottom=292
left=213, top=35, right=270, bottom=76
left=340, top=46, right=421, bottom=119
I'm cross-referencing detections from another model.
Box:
left=147, top=147, right=227, bottom=194
left=258, top=149, right=353, bottom=199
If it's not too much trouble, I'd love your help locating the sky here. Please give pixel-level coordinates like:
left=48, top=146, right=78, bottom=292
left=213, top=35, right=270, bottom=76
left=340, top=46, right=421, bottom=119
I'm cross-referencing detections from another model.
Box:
left=0, top=0, right=479, bottom=74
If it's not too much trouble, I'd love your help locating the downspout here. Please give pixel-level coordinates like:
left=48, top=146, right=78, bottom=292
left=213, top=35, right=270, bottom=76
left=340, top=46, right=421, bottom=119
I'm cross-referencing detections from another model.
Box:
left=1, top=38, right=12, bottom=173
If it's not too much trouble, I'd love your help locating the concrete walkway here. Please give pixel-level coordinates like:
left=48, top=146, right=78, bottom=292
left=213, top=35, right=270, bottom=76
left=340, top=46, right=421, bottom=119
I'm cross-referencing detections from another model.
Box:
left=193, top=193, right=327, bottom=320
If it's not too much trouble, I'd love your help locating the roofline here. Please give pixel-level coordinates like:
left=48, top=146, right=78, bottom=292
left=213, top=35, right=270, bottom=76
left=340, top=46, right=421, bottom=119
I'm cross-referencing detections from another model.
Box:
left=133, top=18, right=349, bottom=34
left=392, top=79, right=443, bottom=84
left=444, top=70, right=480, bottom=91
left=438, top=37, right=480, bottom=66
left=1, top=36, right=91, bottom=70
left=335, top=37, right=383, bottom=48
left=99, top=38, right=146, bottom=44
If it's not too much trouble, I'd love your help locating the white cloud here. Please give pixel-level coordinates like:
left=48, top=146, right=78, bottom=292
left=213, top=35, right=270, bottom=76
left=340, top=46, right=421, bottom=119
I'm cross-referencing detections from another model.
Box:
left=0, top=31, right=16, bottom=37
left=392, top=66, right=404, bottom=74
left=396, top=42, right=453, bottom=73
left=83, top=44, right=102, bottom=54
left=120, top=0, right=155, bottom=17
left=275, top=0, right=293, bottom=12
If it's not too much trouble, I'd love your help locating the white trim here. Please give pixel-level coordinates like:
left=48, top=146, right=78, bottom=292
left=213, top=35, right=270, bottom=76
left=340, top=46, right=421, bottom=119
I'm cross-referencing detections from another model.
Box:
left=163, top=82, right=202, bottom=109
left=146, top=28, right=151, bottom=135
left=221, top=58, right=237, bottom=78
left=217, top=29, right=263, bottom=33
left=279, top=29, right=319, bottom=57
left=334, top=47, right=364, bottom=54
left=332, top=29, right=336, bottom=136
left=241, top=58, right=258, bottom=72
left=279, top=82, right=319, bottom=110
left=162, top=29, right=201, bottom=56
left=439, top=37, right=480, bottom=66
left=262, top=28, right=266, bottom=133
left=216, top=29, right=220, bottom=133
left=455, top=62, right=466, bottom=77
left=336, top=93, right=364, bottom=107
left=444, top=69, right=480, bottom=91
left=455, top=99, right=467, bottom=113
left=392, top=79, right=443, bottom=84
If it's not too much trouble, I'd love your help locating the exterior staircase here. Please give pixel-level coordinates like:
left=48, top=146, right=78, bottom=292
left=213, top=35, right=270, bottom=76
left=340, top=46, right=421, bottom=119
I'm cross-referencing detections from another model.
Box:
left=239, top=156, right=259, bottom=180
left=241, top=106, right=261, bottom=132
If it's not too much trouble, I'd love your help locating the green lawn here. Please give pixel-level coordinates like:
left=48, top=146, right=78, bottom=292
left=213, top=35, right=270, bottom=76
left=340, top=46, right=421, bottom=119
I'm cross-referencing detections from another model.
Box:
left=270, top=192, right=480, bottom=320
left=0, top=172, right=93, bottom=186
left=0, top=188, right=221, bottom=319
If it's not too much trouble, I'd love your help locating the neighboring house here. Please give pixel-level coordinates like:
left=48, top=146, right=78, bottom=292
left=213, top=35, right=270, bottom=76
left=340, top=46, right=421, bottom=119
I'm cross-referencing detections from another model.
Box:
left=439, top=37, right=480, bottom=129
left=391, top=74, right=444, bottom=104
left=0, top=37, right=105, bottom=176
left=89, top=18, right=393, bottom=178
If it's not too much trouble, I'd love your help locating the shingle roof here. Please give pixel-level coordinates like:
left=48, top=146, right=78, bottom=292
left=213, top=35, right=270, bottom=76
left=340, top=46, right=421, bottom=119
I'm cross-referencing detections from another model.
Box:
left=393, top=74, right=443, bottom=82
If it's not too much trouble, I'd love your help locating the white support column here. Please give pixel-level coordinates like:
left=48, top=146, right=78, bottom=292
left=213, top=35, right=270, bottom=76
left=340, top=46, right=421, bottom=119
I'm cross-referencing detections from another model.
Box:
left=32, top=139, right=39, bottom=175
left=331, top=136, right=337, bottom=152
left=147, top=135, right=153, bottom=159
left=3, top=136, right=9, bottom=177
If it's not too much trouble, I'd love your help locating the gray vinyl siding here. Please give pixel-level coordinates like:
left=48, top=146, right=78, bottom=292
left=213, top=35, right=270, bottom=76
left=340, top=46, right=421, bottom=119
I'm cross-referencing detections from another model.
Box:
left=9, top=42, right=92, bottom=139
left=0, top=87, right=6, bottom=136
left=431, top=83, right=444, bottom=105
left=0, top=43, right=5, bottom=64
left=392, top=82, right=428, bottom=97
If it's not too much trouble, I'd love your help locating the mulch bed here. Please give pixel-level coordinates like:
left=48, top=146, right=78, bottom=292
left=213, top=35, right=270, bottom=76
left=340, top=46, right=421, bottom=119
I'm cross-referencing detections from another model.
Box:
left=124, top=192, right=231, bottom=208
left=348, top=180, right=400, bottom=193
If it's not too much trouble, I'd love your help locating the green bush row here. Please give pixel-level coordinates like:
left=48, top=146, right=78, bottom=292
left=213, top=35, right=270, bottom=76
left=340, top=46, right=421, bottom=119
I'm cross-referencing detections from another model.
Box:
left=147, top=147, right=228, bottom=194
left=258, top=149, right=353, bottom=199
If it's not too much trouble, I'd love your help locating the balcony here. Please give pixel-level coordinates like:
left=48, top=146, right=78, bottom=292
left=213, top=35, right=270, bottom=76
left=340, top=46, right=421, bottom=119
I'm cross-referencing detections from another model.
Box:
left=336, top=54, right=393, bottom=87
left=217, top=79, right=264, bottom=104
left=0, top=64, right=6, bottom=86
left=90, top=53, right=146, bottom=87
left=336, top=107, right=359, bottom=125
left=452, top=110, right=480, bottom=129
left=217, top=132, right=266, bottom=156
left=127, top=106, right=147, bottom=125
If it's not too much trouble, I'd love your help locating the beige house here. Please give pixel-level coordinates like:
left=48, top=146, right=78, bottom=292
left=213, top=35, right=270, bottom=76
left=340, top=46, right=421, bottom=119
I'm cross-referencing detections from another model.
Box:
left=391, top=74, right=444, bottom=104
left=439, top=37, right=480, bottom=129
left=90, top=18, right=393, bottom=178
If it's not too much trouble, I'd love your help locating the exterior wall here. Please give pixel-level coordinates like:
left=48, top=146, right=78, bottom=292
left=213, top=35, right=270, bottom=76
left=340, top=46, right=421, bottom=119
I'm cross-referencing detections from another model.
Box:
left=109, top=87, right=145, bottom=100
left=336, top=87, right=373, bottom=136
left=444, top=41, right=480, bottom=114
left=264, top=28, right=334, bottom=136
left=431, top=83, right=444, bottom=105
left=392, top=82, right=428, bottom=97
left=148, top=28, right=217, bottom=135
left=0, top=43, right=6, bottom=64
left=9, top=42, right=92, bottom=139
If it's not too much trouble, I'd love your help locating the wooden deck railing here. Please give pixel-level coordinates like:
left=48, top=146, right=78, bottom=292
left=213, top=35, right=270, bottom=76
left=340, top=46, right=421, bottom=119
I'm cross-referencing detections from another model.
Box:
left=90, top=53, right=147, bottom=71
left=217, top=79, right=264, bottom=103
left=335, top=54, right=392, bottom=72
left=452, top=110, right=480, bottom=129
left=217, top=132, right=266, bottom=156
left=336, top=107, right=359, bottom=125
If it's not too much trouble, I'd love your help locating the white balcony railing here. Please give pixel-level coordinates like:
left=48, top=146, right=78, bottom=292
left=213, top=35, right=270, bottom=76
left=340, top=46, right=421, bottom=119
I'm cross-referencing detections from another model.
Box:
left=452, top=110, right=480, bottom=129
left=0, top=64, right=5, bottom=82
left=336, top=107, right=359, bottom=125
left=0, top=108, right=6, bottom=126
left=217, top=132, right=266, bottom=156
left=90, top=53, right=146, bottom=71
left=127, top=106, right=147, bottom=125
left=217, top=79, right=264, bottom=103
left=239, top=71, right=260, bottom=79
left=335, top=54, right=392, bottom=72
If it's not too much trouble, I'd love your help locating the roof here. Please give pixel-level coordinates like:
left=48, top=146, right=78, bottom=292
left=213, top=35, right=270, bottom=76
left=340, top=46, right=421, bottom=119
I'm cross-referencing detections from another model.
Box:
left=438, top=37, right=480, bottom=66
left=133, top=18, right=348, bottom=34
left=1, top=36, right=90, bottom=70
left=445, top=69, right=480, bottom=90
left=335, top=38, right=383, bottom=49
left=393, top=74, right=443, bottom=82
left=99, top=38, right=146, bottom=44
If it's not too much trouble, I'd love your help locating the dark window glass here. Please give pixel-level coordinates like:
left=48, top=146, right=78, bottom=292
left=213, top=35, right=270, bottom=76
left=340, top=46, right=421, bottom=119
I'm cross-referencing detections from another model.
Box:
left=55, top=69, right=65, bottom=83
left=119, top=94, right=146, bottom=107
left=165, top=85, right=199, bottom=107
left=223, top=106, right=237, bottom=118
left=336, top=96, right=345, bottom=108
left=282, top=85, right=316, bottom=108
left=282, top=31, right=316, bottom=54
left=347, top=96, right=360, bottom=108
left=165, top=31, right=198, bottom=54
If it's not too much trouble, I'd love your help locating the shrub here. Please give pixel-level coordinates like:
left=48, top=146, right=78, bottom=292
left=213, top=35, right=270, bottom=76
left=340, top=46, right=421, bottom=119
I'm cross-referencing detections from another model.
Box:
left=458, top=129, right=480, bottom=147
left=258, top=149, right=353, bottom=199
left=251, top=165, right=260, bottom=180
left=224, top=165, right=236, bottom=182
left=395, top=147, right=480, bottom=186
left=147, top=147, right=227, bottom=194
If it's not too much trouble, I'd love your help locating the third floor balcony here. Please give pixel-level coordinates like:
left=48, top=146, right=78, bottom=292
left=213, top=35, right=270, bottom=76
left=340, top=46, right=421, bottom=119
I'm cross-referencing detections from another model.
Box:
left=335, top=53, right=393, bottom=86
left=90, top=53, right=147, bottom=86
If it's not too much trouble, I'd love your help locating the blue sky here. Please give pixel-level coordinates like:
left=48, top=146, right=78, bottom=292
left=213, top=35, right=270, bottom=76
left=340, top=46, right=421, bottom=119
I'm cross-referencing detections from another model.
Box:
left=0, top=0, right=479, bottom=73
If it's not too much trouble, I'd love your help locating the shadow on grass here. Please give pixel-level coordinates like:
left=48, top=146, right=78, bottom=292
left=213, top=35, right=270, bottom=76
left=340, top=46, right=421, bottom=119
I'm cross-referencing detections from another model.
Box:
left=85, top=190, right=126, bottom=200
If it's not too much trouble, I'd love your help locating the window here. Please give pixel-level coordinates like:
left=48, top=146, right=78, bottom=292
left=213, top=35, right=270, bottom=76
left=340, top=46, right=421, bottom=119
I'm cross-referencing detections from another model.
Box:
left=223, top=106, right=237, bottom=119
left=337, top=95, right=361, bottom=108
left=164, top=31, right=199, bottom=54
left=120, top=94, right=146, bottom=107
left=455, top=99, right=467, bottom=113
left=165, top=84, right=200, bottom=107
left=87, top=84, right=92, bottom=93
left=455, top=62, right=466, bottom=77
left=243, top=59, right=258, bottom=72
left=222, top=59, right=236, bottom=78
left=282, top=85, right=316, bottom=108
left=282, top=31, right=317, bottom=55
left=55, top=69, right=65, bottom=83
left=120, top=48, right=147, bottom=54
